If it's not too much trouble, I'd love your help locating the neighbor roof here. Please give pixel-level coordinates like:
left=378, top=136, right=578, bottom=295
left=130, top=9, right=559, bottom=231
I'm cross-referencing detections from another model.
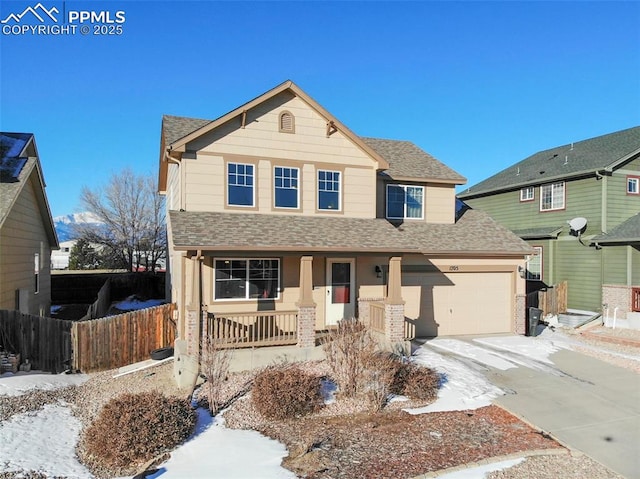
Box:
left=169, top=209, right=532, bottom=256
left=511, top=226, right=564, bottom=240
left=0, top=132, right=59, bottom=247
left=458, top=126, right=640, bottom=199
left=592, top=213, right=640, bottom=245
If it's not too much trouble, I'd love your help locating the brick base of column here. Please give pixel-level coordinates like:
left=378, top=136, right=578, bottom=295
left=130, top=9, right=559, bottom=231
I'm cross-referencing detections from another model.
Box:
left=385, top=302, right=405, bottom=344
left=297, top=305, right=316, bottom=348
left=185, top=308, right=200, bottom=356
left=515, top=294, right=526, bottom=335
left=602, top=285, right=632, bottom=320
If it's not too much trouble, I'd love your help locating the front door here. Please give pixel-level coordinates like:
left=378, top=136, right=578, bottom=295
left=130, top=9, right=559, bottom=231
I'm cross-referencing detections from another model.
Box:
left=325, top=258, right=356, bottom=326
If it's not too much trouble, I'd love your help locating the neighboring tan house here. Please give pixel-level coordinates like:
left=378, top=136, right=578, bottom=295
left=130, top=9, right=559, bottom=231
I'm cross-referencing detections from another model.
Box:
left=158, top=80, right=532, bottom=385
left=0, top=133, right=59, bottom=316
left=458, top=127, right=640, bottom=317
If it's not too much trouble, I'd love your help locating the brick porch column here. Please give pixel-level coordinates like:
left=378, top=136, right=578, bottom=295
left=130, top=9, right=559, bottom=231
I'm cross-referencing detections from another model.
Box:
left=297, top=256, right=316, bottom=348
left=385, top=256, right=405, bottom=344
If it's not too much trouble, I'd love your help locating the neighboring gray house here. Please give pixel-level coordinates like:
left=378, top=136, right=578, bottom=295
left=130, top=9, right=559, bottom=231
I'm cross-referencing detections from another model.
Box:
left=458, top=127, right=640, bottom=317
left=0, top=133, right=59, bottom=316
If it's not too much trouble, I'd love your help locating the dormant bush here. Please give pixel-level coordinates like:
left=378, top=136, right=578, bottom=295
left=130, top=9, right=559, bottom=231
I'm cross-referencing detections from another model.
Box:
left=252, top=365, right=323, bottom=420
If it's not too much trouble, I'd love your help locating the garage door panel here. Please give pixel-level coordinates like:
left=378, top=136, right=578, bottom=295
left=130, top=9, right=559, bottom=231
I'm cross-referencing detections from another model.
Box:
left=402, top=272, right=512, bottom=336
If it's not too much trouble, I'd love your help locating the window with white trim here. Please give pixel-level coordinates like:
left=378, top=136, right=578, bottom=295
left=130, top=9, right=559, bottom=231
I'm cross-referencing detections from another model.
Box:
left=227, top=162, right=254, bottom=207
left=274, top=166, right=299, bottom=209
left=386, top=184, right=424, bottom=219
left=318, top=170, right=341, bottom=210
left=540, top=182, right=565, bottom=211
left=214, top=259, right=280, bottom=300
left=627, top=177, right=639, bottom=195
left=520, top=186, right=534, bottom=202
left=526, top=246, right=542, bottom=281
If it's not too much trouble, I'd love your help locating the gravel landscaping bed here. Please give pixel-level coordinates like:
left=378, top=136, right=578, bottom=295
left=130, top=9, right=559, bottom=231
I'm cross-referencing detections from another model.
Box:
left=1, top=328, right=635, bottom=479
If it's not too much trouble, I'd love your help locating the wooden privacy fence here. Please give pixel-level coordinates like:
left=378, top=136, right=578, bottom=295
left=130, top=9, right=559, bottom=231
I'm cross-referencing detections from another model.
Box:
left=0, top=310, right=73, bottom=373
left=207, top=311, right=298, bottom=348
left=538, top=281, right=568, bottom=316
left=72, top=303, right=176, bottom=373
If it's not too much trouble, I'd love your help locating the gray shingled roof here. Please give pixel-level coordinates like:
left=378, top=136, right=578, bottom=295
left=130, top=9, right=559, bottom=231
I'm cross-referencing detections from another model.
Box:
left=511, top=226, right=564, bottom=240
left=592, top=213, right=640, bottom=244
left=459, top=126, right=640, bottom=199
left=162, top=115, right=211, bottom=146
left=169, top=209, right=532, bottom=255
left=161, top=114, right=465, bottom=183
left=361, top=137, right=466, bottom=183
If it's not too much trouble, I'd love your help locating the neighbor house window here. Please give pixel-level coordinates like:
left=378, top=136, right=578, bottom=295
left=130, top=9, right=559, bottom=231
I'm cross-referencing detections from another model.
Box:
left=540, top=182, right=565, bottom=211
left=34, top=253, right=40, bottom=293
left=526, top=246, right=542, bottom=280
left=627, top=176, right=639, bottom=195
left=279, top=111, right=295, bottom=133
left=520, top=186, right=534, bottom=202
left=227, top=162, right=254, bottom=207
left=214, top=259, right=280, bottom=300
left=274, top=166, right=299, bottom=209
left=318, top=170, right=341, bottom=210
left=386, top=184, right=424, bottom=219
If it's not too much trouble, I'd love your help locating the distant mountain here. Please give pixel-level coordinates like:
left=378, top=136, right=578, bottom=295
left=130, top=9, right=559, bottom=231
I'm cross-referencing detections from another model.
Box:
left=54, top=212, right=103, bottom=242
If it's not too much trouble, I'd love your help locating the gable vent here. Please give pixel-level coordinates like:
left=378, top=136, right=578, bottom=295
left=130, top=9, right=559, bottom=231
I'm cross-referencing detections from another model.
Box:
left=279, top=111, right=295, bottom=133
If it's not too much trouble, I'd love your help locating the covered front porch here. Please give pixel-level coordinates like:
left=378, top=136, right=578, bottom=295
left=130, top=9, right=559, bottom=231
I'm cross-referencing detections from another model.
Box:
left=181, top=253, right=409, bottom=352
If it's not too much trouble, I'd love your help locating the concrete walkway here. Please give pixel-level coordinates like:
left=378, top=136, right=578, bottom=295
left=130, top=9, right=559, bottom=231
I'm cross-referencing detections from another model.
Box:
left=484, top=348, right=640, bottom=479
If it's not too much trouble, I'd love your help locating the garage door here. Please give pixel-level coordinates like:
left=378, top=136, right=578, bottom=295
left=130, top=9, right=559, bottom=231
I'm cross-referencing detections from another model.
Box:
left=402, top=272, right=513, bottom=337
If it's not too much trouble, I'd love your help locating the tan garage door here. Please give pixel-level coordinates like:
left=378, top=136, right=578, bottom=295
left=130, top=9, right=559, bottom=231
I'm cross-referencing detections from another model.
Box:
left=402, top=272, right=513, bottom=337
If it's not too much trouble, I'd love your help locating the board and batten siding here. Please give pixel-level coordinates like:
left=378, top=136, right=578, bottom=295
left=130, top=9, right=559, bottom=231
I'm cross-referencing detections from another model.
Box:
left=0, top=176, right=51, bottom=316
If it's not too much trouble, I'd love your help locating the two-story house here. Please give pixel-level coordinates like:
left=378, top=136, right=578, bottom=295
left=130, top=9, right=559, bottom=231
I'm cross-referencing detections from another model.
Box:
left=158, top=80, right=532, bottom=386
left=0, top=133, right=59, bottom=316
left=458, top=127, right=640, bottom=318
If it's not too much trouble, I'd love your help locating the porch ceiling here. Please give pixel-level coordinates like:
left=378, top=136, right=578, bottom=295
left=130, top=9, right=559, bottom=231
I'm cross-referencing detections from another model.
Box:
left=169, top=209, right=533, bottom=256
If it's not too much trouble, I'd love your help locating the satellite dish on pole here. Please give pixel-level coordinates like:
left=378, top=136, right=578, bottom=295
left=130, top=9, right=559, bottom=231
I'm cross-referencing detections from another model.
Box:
left=568, top=217, right=588, bottom=236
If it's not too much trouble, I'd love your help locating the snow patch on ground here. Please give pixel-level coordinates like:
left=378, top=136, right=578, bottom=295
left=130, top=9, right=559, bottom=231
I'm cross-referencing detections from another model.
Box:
left=429, top=338, right=518, bottom=370
left=405, top=345, right=505, bottom=414
left=436, top=458, right=525, bottom=478
left=0, top=371, right=89, bottom=397
left=473, top=335, right=566, bottom=365
left=0, top=404, right=92, bottom=478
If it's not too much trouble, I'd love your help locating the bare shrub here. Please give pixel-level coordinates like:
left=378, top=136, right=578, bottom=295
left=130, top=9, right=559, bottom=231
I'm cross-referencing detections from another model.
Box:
left=322, top=318, right=376, bottom=397
left=79, top=391, right=195, bottom=476
left=392, top=361, right=440, bottom=402
left=362, top=352, right=401, bottom=411
left=200, top=335, right=233, bottom=415
left=252, top=365, right=323, bottom=420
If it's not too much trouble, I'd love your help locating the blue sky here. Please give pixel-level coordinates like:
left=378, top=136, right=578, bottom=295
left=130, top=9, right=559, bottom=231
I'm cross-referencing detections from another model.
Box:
left=1, top=1, right=639, bottom=218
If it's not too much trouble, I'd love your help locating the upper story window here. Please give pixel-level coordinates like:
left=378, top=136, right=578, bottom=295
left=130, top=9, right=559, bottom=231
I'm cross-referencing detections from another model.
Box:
left=318, top=170, right=341, bottom=211
left=214, top=258, right=280, bottom=300
left=227, top=162, right=254, bottom=207
left=540, top=181, right=565, bottom=211
left=520, top=186, right=534, bottom=202
left=279, top=111, right=295, bottom=133
left=526, top=246, right=542, bottom=280
left=627, top=176, right=639, bottom=195
left=386, top=184, right=424, bottom=219
left=274, top=166, right=299, bottom=209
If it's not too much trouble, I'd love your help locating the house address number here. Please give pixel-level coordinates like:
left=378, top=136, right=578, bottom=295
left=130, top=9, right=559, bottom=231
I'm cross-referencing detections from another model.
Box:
left=448, top=266, right=460, bottom=271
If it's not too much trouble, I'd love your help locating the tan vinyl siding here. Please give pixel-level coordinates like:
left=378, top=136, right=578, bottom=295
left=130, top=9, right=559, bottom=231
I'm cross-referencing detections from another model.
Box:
left=167, top=163, right=181, bottom=210
left=181, top=92, right=378, bottom=218
left=0, top=177, right=51, bottom=315
left=425, top=184, right=455, bottom=224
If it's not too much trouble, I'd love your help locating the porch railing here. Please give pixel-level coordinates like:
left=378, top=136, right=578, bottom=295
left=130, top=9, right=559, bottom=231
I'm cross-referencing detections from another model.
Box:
left=206, top=310, right=298, bottom=348
left=369, top=302, right=385, bottom=334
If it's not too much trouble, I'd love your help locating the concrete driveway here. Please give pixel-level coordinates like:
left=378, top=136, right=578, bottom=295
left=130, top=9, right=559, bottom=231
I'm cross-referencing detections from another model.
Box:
left=422, top=338, right=640, bottom=479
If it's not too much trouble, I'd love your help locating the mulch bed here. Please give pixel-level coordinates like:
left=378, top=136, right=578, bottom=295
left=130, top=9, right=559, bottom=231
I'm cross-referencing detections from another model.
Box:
left=257, top=405, right=563, bottom=479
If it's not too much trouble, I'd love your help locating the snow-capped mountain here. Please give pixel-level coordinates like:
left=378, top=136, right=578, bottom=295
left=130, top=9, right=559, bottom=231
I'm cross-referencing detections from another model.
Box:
left=54, top=212, right=103, bottom=242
